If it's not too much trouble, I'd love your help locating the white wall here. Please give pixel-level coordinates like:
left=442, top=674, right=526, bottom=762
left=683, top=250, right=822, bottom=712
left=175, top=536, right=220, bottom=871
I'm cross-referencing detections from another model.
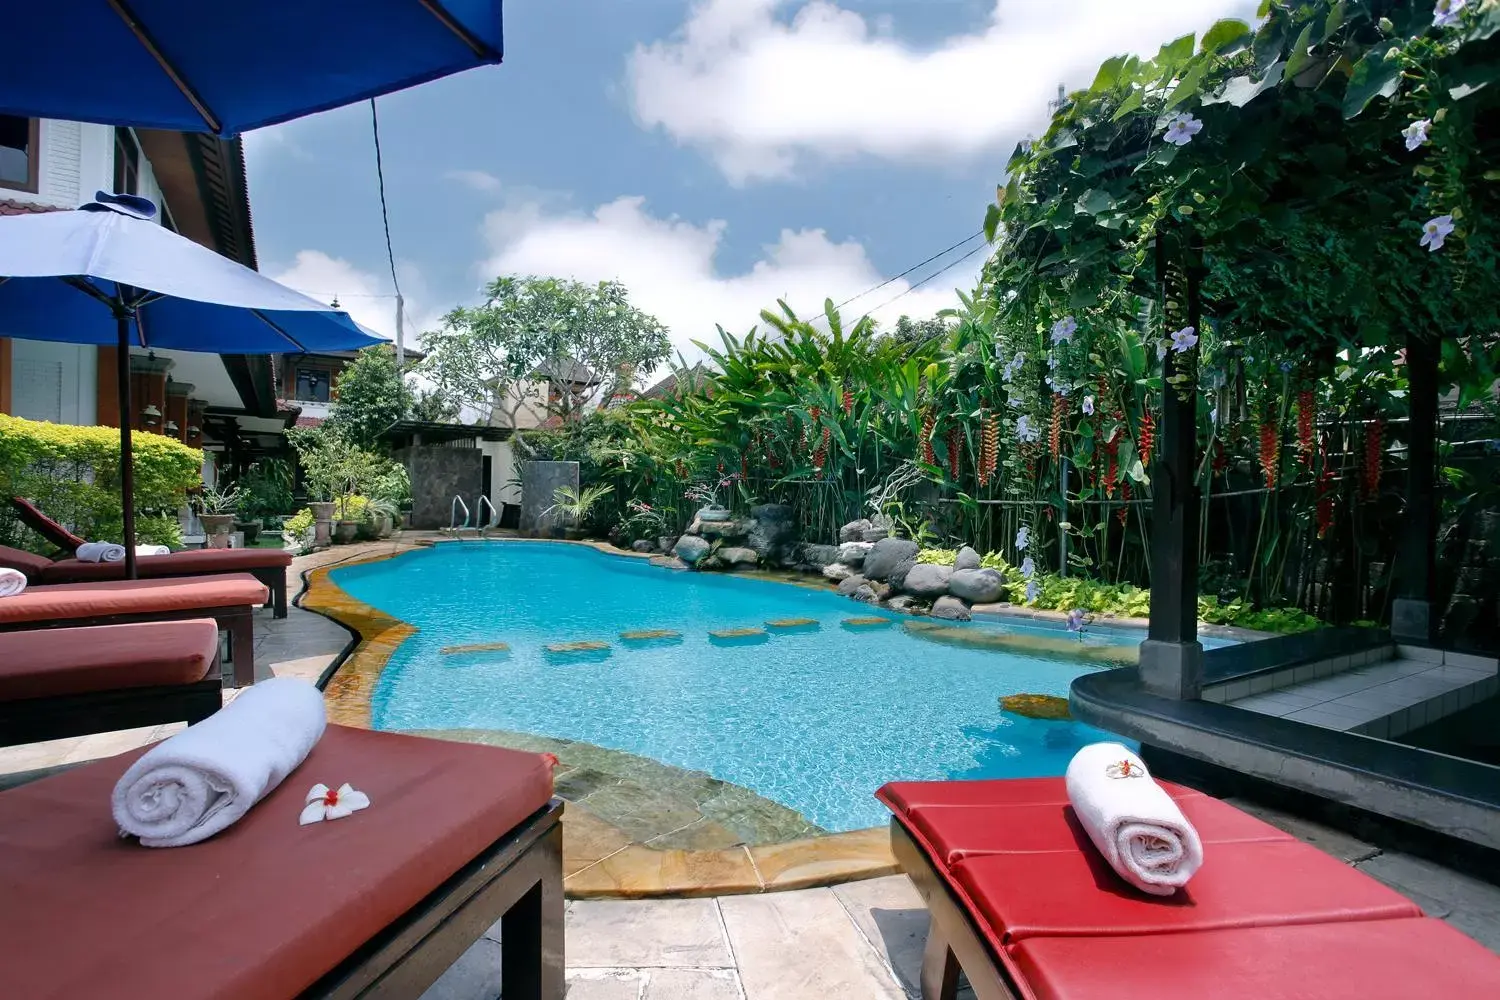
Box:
left=7, top=339, right=96, bottom=425
left=480, top=440, right=521, bottom=507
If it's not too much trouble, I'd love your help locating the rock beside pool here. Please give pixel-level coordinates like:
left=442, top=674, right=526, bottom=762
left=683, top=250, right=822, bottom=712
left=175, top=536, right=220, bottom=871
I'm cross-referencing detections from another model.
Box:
left=1000, top=693, right=1073, bottom=720
left=955, top=546, right=982, bottom=570
left=631, top=539, right=657, bottom=553
left=900, top=563, right=952, bottom=598
left=699, top=518, right=749, bottom=539
left=949, top=567, right=1006, bottom=604
left=837, top=541, right=873, bottom=567
left=851, top=583, right=880, bottom=604
left=839, top=518, right=872, bottom=543
left=649, top=555, right=690, bottom=571
left=836, top=573, right=869, bottom=595
left=675, top=535, right=711, bottom=565
left=823, top=562, right=856, bottom=582
left=747, top=504, right=796, bottom=563
left=864, top=538, right=919, bottom=581
left=885, top=594, right=927, bottom=616
left=719, top=546, right=759, bottom=567
left=797, top=542, right=840, bottom=569
left=930, top=595, right=972, bottom=621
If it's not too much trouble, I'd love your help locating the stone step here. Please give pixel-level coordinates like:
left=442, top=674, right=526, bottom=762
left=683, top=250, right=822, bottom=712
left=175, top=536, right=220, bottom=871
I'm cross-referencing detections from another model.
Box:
left=546, top=640, right=612, bottom=656
left=709, top=627, right=770, bottom=645
left=619, top=629, right=683, bottom=642
left=765, top=618, right=820, bottom=631
left=841, top=616, right=895, bottom=629
left=438, top=641, right=511, bottom=656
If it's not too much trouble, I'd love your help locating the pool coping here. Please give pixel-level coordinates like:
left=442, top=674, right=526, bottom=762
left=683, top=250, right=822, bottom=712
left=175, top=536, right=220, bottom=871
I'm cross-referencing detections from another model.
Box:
left=302, top=537, right=901, bottom=898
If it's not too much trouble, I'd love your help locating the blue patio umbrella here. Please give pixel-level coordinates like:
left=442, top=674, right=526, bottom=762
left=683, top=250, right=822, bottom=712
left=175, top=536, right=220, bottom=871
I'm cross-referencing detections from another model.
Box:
left=0, top=192, right=381, bottom=577
left=0, top=1, right=503, bottom=136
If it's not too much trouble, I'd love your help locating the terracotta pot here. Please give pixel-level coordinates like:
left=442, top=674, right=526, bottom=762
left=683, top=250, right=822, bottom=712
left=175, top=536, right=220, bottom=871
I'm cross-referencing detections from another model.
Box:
left=199, top=514, right=235, bottom=549
left=333, top=520, right=360, bottom=544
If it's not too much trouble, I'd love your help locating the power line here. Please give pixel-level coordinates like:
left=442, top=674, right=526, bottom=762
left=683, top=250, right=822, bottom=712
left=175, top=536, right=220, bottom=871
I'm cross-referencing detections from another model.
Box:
left=369, top=98, right=402, bottom=301
left=834, top=230, right=984, bottom=311
left=864, top=239, right=989, bottom=316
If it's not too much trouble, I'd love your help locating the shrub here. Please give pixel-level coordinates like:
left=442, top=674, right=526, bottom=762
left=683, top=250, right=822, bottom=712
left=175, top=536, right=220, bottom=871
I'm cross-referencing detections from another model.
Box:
left=0, top=414, right=202, bottom=553
left=284, top=507, right=315, bottom=539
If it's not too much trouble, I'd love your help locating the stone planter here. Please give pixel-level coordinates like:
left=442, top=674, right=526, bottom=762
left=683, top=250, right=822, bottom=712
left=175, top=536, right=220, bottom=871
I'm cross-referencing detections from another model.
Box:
left=199, top=514, right=235, bottom=549
left=309, top=502, right=335, bottom=548
left=374, top=513, right=394, bottom=538
left=696, top=505, right=732, bottom=523
left=333, top=520, right=360, bottom=544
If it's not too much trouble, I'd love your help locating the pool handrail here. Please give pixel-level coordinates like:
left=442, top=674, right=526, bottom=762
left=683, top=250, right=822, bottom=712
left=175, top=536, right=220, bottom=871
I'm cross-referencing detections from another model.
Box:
left=450, top=494, right=470, bottom=531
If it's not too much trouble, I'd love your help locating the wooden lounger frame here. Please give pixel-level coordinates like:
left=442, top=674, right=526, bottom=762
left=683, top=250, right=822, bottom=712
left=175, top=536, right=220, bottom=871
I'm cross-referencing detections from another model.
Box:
left=0, top=675, right=222, bottom=747
left=0, top=604, right=257, bottom=687
left=891, top=818, right=1022, bottom=1000
left=304, top=798, right=566, bottom=1000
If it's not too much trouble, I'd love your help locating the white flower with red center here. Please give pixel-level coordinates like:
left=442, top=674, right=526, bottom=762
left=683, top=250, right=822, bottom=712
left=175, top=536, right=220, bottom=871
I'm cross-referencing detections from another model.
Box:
left=299, top=782, right=371, bottom=825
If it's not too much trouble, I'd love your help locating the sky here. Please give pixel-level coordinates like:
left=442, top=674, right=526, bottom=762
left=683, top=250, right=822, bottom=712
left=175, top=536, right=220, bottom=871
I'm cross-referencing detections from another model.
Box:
left=243, top=0, right=1255, bottom=369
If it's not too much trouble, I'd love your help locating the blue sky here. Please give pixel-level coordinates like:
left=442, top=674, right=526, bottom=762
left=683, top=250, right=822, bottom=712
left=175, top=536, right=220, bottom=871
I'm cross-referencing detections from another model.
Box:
left=243, top=0, right=1251, bottom=363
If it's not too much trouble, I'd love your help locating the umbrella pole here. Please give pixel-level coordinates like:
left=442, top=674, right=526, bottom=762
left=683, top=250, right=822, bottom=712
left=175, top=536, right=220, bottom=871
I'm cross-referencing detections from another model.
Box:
left=116, top=312, right=138, bottom=581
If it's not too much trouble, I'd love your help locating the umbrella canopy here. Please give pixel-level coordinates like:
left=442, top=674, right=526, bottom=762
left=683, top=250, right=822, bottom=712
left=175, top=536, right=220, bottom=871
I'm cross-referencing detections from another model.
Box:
left=0, top=1, right=503, bottom=136
left=0, top=193, right=382, bottom=576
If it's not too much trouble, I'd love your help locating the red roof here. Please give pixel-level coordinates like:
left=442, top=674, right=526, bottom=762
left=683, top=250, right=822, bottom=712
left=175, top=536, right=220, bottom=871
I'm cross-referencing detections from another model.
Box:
left=0, top=198, right=67, bottom=217
left=294, top=416, right=326, bottom=428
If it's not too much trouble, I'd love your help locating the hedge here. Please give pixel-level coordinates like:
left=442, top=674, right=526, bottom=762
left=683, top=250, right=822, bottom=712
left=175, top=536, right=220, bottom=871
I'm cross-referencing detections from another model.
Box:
left=0, top=414, right=203, bottom=553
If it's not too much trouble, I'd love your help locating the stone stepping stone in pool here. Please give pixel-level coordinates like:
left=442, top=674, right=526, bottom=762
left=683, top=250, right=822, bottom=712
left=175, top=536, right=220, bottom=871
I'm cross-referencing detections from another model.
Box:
left=708, top=627, right=770, bottom=646
left=438, top=641, right=511, bottom=656
left=619, top=629, right=683, bottom=644
left=545, top=640, right=613, bottom=659
left=764, top=617, right=820, bottom=633
left=841, top=616, right=895, bottom=629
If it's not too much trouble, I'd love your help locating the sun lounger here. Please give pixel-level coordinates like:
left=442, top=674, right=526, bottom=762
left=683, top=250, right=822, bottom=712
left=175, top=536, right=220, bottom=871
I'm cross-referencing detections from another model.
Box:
left=0, top=619, right=222, bottom=746
left=878, top=777, right=1500, bottom=999
left=0, top=574, right=268, bottom=688
left=6, top=499, right=294, bottom=617
left=0, top=725, right=563, bottom=999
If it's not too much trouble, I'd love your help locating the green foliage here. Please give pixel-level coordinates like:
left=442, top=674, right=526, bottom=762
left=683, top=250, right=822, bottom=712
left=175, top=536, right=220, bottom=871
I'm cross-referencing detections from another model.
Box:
left=0, top=413, right=202, bottom=552
left=288, top=425, right=396, bottom=514
left=236, top=458, right=295, bottom=520
left=1197, top=596, right=1323, bottom=633
left=328, top=345, right=412, bottom=450
left=284, top=507, right=315, bottom=540
left=194, top=482, right=245, bottom=515
left=544, top=484, right=615, bottom=532
left=135, top=512, right=183, bottom=549
left=917, top=547, right=957, bottom=565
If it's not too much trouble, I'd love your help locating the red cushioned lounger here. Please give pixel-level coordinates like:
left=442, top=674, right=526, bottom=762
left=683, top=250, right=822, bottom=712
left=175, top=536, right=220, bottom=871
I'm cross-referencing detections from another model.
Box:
left=878, top=777, right=1500, bottom=1000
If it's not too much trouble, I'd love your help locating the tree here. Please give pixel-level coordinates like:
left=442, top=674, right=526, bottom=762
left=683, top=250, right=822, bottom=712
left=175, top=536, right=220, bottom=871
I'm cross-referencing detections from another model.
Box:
left=418, top=277, right=672, bottom=435
left=888, top=314, right=951, bottom=355
left=328, top=344, right=411, bottom=450
left=409, top=387, right=460, bottom=423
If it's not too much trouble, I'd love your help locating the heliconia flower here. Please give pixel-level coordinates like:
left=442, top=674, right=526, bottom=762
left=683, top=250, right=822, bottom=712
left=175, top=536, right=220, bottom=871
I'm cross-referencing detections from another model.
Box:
left=1025, top=579, right=1040, bottom=603
left=1170, top=326, right=1199, bottom=353
left=1433, top=0, right=1467, bottom=27
left=299, top=782, right=371, bottom=825
left=1162, top=112, right=1203, bottom=146
left=1020, top=555, right=1036, bottom=578
left=1420, top=215, right=1455, bottom=252
left=1050, top=316, right=1078, bottom=345
left=1403, top=119, right=1432, bottom=151
left=1082, top=395, right=1096, bottom=415
left=1016, top=415, right=1041, bottom=443
left=1016, top=525, right=1030, bottom=551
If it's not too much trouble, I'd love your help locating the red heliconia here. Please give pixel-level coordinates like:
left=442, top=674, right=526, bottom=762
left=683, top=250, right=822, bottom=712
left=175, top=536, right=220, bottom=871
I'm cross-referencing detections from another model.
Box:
left=1316, top=436, right=1337, bottom=539
left=1103, top=437, right=1120, bottom=499
left=1118, top=481, right=1131, bottom=526
left=1296, top=390, right=1316, bottom=466
left=1364, top=418, right=1384, bottom=499
left=1258, top=421, right=1281, bottom=489
left=978, top=410, right=999, bottom=486
left=841, top=382, right=855, bottom=417
left=921, top=408, right=937, bottom=465
left=1050, top=394, right=1067, bottom=460
left=811, top=426, right=831, bottom=472
left=1137, top=409, right=1156, bottom=468
left=946, top=424, right=962, bottom=479
left=1212, top=438, right=1228, bottom=477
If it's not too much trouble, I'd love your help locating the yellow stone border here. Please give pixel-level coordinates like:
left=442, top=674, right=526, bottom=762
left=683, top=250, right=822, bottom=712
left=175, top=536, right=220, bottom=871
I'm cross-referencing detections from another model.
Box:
left=303, top=538, right=897, bottom=898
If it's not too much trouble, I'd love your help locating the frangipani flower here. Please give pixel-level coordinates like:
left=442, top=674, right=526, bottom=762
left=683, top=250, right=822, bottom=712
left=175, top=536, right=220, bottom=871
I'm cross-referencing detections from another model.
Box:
left=300, top=783, right=371, bottom=826
left=1051, top=316, right=1078, bottom=345
left=1170, top=326, right=1199, bottom=353
left=1433, top=0, right=1467, bottom=27
left=1016, top=415, right=1041, bottom=443
left=1402, top=119, right=1432, bottom=151
left=1020, top=555, right=1036, bottom=578
left=1420, top=215, right=1455, bottom=252
left=1083, top=395, right=1096, bottom=415
left=1162, top=113, right=1203, bottom=146
left=1015, top=525, right=1030, bottom=552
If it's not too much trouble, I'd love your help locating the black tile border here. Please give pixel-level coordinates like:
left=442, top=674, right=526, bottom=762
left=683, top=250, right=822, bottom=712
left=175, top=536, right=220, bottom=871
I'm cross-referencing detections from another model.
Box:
left=1202, top=624, right=1391, bottom=685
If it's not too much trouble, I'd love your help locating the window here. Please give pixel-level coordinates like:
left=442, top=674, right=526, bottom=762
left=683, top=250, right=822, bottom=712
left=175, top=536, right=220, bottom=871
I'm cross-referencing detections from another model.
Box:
left=296, top=368, right=330, bottom=402
left=114, top=127, right=140, bottom=196
left=0, top=115, right=39, bottom=193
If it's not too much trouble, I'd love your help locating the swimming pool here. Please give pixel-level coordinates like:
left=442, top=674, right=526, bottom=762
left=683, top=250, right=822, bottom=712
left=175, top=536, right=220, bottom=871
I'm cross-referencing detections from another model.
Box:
left=333, top=542, right=1211, bottom=831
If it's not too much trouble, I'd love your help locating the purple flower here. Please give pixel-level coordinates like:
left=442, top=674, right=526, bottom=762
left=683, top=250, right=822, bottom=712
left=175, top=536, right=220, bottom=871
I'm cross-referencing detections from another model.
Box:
left=1045, top=374, right=1070, bottom=396
left=1067, top=608, right=1087, bottom=632
left=1403, top=119, right=1432, bottom=151
left=1420, top=215, right=1455, bottom=252
left=1050, top=316, right=1077, bottom=345
left=1156, top=339, right=1169, bottom=361
left=1020, top=555, right=1036, bottom=578
left=1082, top=395, right=1096, bottom=416
left=1015, top=525, right=1030, bottom=552
left=1433, top=0, right=1467, bottom=27
left=1170, top=326, right=1199, bottom=353
left=1016, top=415, right=1040, bottom=443
left=1209, top=407, right=1218, bottom=424
left=1024, top=579, right=1040, bottom=603
left=1162, top=113, right=1203, bottom=146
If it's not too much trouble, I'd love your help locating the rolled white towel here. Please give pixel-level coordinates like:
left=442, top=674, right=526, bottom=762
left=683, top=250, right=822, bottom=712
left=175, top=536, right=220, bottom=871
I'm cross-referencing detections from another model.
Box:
left=76, top=540, right=126, bottom=563
left=1065, top=742, right=1203, bottom=896
left=0, top=567, right=27, bottom=597
left=135, top=544, right=171, bottom=557
left=111, top=677, right=327, bottom=848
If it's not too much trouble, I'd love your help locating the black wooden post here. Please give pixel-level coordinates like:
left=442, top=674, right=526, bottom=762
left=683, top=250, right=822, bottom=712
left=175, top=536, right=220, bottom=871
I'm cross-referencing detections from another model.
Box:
left=1140, top=223, right=1203, bottom=699
left=1391, top=330, right=1438, bottom=645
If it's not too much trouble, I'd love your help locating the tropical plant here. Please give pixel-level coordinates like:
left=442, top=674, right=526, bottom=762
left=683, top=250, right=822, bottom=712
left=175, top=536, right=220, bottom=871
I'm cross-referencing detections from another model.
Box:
left=236, top=458, right=295, bottom=520
left=543, top=483, right=615, bottom=530
left=194, top=482, right=246, bottom=516
left=328, top=344, right=412, bottom=450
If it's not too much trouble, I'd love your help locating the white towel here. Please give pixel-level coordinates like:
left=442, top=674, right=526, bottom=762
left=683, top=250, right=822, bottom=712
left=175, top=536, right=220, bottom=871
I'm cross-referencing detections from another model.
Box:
left=76, top=540, right=126, bottom=563
left=1065, top=742, right=1203, bottom=896
left=0, top=568, right=26, bottom=597
left=111, top=677, right=327, bottom=848
left=135, top=544, right=171, bottom=557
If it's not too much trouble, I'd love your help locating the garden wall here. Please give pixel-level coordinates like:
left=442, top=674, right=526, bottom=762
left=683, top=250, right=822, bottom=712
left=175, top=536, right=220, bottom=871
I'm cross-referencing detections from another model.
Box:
left=519, top=461, right=578, bottom=537
left=397, top=445, right=483, bottom=530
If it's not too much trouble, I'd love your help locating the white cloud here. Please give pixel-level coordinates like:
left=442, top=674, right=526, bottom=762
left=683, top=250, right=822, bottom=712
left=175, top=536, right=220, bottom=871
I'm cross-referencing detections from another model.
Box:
left=266, top=250, right=441, bottom=347
left=478, top=195, right=982, bottom=365
left=629, top=0, right=1257, bottom=182
left=444, top=169, right=503, bottom=193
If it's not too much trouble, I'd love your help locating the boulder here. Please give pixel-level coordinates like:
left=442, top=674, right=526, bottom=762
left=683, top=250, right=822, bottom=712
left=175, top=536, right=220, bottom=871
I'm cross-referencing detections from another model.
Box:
left=631, top=539, right=657, bottom=553
left=823, top=562, right=856, bottom=582
left=719, top=546, right=759, bottom=567
left=747, top=505, right=797, bottom=563
left=931, top=596, right=972, bottom=621
left=901, top=563, right=953, bottom=598
left=797, top=543, right=841, bottom=569
left=851, top=584, right=879, bottom=604
left=955, top=546, right=982, bottom=571
left=696, top=505, right=733, bottom=523
left=658, top=535, right=679, bottom=553
left=948, top=567, right=1006, bottom=604
left=864, top=538, right=920, bottom=581
left=674, top=535, right=711, bottom=565
left=839, top=518, right=873, bottom=543
left=837, top=541, right=873, bottom=567
left=885, top=594, right=927, bottom=616
left=699, top=519, right=750, bottom=539
left=887, top=556, right=919, bottom=589
left=649, top=555, right=690, bottom=571
left=862, top=527, right=890, bottom=543
left=836, top=574, right=869, bottom=595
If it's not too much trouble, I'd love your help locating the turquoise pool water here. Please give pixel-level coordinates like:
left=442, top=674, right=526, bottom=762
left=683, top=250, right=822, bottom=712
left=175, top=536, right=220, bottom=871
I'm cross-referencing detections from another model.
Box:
left=333, top=542, right=1213, bottom=832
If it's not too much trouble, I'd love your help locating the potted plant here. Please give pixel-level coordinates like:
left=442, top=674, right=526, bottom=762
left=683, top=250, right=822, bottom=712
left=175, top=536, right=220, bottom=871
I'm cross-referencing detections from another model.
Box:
left=366, top=497, right=400, bottom=538
left=235, top=458, right=294, bottom=546
left=194, top=483, right=245, bottom=549
left=684, top=475, right=738, bottom=523
left=623, top=498, right=673, bottom=551
left=543, top=484, right=614, bottom=540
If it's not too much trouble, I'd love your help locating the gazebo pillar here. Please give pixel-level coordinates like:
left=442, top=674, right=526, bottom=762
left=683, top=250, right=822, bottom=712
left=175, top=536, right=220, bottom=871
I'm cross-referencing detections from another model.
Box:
left=1391, top=331, right=1439, bottom=645
left=1140, top=224, right=1203, bottom=699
